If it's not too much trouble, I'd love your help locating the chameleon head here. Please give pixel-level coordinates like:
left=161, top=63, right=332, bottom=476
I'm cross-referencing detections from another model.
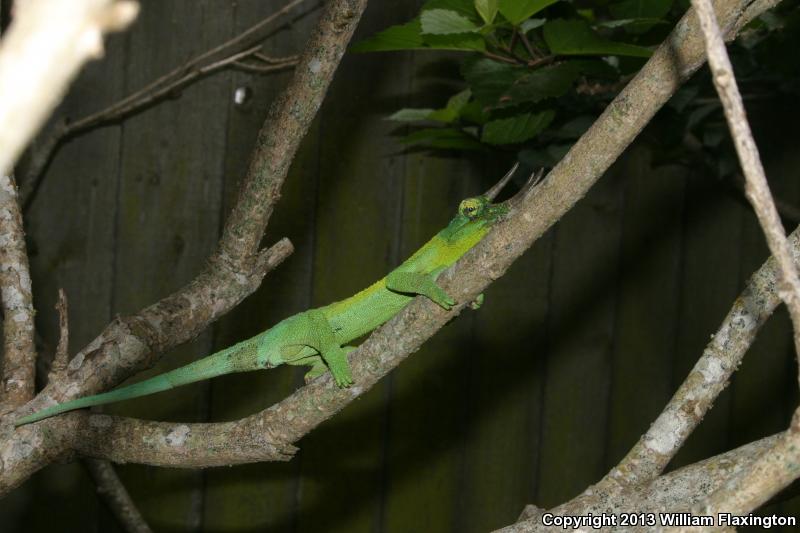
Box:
left=458, top=196, right=506, bottom=222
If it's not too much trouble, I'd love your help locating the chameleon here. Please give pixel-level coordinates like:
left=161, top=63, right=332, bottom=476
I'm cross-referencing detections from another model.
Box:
left=15, top=164, right=538, bottom=427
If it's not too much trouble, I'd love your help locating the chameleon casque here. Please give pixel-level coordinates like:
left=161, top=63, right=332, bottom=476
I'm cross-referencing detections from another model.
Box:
left=16, top=164, right=538, bottom=426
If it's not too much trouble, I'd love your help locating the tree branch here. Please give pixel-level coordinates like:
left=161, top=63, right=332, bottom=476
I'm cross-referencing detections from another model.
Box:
left=83, top=458, right=152, bottom=533
left=508, top=434, right=781, bottom=532
left=0, top=174, right=35, bottom=408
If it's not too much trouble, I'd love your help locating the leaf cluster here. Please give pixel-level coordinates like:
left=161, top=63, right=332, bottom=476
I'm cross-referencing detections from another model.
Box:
left=353, top=0, right=800, bottom=178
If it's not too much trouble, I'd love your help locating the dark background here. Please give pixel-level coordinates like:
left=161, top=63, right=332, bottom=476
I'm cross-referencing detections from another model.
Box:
left=1, top=1, right=799, bottom=531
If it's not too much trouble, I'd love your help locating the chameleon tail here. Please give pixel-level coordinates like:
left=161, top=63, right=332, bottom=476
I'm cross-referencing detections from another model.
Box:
left=14, top=340, right=258, bottom=426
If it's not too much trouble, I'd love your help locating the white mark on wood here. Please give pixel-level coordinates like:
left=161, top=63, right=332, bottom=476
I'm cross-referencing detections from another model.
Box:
left=699, top=356, right=726, bottom=384
left=644, top=410, right=689, bottom=455
left=309, top=57, right=322, bottom=74
left=165, top=425, right=190, bottom=447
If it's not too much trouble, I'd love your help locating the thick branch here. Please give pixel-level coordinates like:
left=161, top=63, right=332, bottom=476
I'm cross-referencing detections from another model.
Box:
left=0, top=174, right=35, bottom=407
left=667, top=411, right=800, bottom=533
left=509, top=434, right=781, bottom=532
left=606, top=227, right=800, bottom=489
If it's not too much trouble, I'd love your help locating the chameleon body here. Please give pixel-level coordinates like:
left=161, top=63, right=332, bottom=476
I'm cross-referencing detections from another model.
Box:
left=15, top=195, right=508, bottom=426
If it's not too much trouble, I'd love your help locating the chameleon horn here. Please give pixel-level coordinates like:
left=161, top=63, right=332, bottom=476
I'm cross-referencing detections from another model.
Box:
left=484, top=162, right=519, bottom=201
left=504, top=168, right=545, bottom=209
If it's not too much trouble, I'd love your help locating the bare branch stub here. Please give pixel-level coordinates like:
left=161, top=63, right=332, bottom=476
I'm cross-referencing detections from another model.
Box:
left=49, top=289, right=70, bottom=380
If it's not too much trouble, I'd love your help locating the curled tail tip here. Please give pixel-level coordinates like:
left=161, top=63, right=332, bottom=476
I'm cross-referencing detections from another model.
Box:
left=13, top=414, right=39, bottom=427
left=14, top=406, right=61, bottom=427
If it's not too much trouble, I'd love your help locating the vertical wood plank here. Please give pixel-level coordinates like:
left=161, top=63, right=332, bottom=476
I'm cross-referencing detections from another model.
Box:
left=381, top=157, right=475, bottom=533
left=455, top=162, right=552, bottom=532
left=106, top=2, right=233, bottom=530
left=202, top=0, right=319, bottom=530
left=292, top=2, right=419, bottom=530
left=606, top=147, right=685, bottom=466
left=670, top=170, right=745, bottom=469
left=535, top=169, right=623, bottom=507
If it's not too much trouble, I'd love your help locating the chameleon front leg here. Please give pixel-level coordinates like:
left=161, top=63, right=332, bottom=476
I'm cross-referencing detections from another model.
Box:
left=386, top=270, right=456, bottom=310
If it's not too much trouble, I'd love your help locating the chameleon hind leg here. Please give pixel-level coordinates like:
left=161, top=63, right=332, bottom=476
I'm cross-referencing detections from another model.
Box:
left=386, top=271, right=455, bottom=310
left=302, top=346, right=358, bottom=384
left=284, top=310, right=353, bottom=387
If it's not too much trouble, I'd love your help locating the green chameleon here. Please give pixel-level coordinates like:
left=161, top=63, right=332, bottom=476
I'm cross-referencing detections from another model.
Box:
left=15, top=165, right=537, bottom=426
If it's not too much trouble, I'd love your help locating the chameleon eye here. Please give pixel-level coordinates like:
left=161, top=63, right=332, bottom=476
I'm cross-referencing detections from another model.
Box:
left=459, top=198, right=485, bottom=219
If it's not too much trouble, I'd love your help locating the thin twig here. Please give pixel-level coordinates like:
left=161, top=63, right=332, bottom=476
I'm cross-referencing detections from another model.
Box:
left=49, top=289, right=69, bottom=380
left=84, top=458, right=153, bottom=533
left=18, top=0, right=313, bottom=208
left=518, top=30, right=540, bottom=59
left=693, top=0, right=800, bottom=349
left=525, top=55, right=555, bottom=69
left=482, top=51, right=521, bottom=65
left=254, top=52, right=300, bottom=64
left=232, top=59, right=297, bottom=75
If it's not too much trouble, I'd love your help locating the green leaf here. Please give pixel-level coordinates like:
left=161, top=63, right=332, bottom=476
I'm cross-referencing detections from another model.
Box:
left=463, top=58, right=611, bottom=107
left=421, top=9, right=480, bottom=34
left=609, top=0, right=672, bottom=19
left=423, top=32, right=487, bottom=51
left=428, top=89, right=472, bottom=122
left=353, top=18, right=485, bottom=52
left=461, top=57, right=521, bottom=104
left=498, top=0, right=561, bottom=25
left=351, top=20, right=424, bottom=52
left=388, top=108, right=436, bottom=122
left=609, top=0, right=672, bottom=33
left=505, top=62, right=583, bottom=105
left=475, top=0, right=498, bottom=24
left=594, top=18, right=666, bottom=29
left=520, top=18, right=546, bottom=33
left=402, top=128, right=485, bottom=150
left=460, top=100, right=490, bottom=124
left=543, top=19, right=653, bottom=57
left=424, top=0, right=481, bottom=20
left=481, top=110, right=556, bottom=144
